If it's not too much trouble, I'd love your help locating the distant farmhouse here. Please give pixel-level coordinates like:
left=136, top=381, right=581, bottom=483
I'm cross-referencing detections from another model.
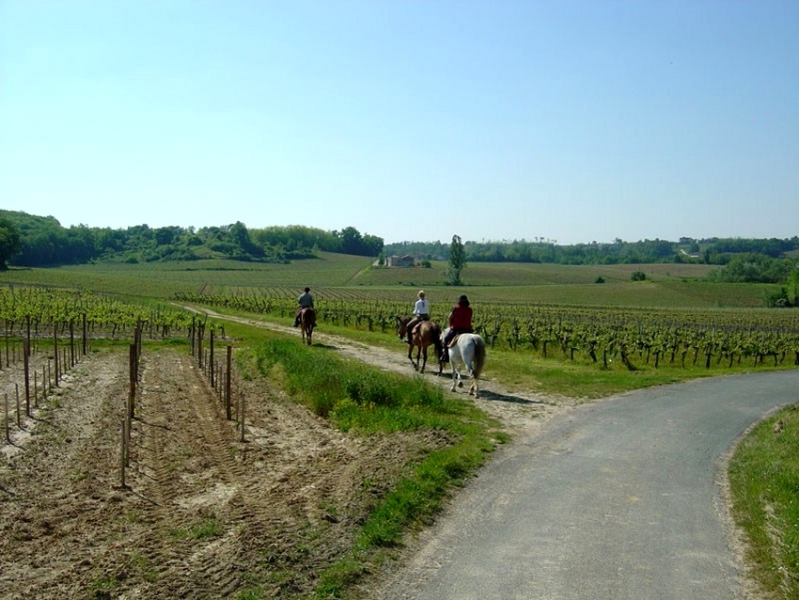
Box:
left=385, top=255, right=415, bottom=267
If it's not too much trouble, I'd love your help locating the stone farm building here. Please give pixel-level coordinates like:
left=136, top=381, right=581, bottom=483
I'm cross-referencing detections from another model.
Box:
left=386, top=255, right=415, bottom=267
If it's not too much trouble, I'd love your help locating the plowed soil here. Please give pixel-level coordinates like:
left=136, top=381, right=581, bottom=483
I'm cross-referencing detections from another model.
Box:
left=0, top=318, right=568, bottom=599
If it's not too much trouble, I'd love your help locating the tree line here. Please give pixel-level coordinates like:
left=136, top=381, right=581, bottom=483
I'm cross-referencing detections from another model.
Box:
left=0, top=210, right=383, bottom=269
left=384, top=236, right=799, bottom=267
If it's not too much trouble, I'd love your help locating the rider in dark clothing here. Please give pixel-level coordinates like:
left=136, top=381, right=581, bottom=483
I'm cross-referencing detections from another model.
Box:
left=441, top=294, right=473, bottom=362
left=294, top=287, right=314, bottom=327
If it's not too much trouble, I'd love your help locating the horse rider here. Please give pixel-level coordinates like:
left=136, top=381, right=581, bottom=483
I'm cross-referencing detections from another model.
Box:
left=293, top=287, right=314, bottom=327
left=404, top=290, right=430, bottom=344
left=441, top=294, right=473, bottom=362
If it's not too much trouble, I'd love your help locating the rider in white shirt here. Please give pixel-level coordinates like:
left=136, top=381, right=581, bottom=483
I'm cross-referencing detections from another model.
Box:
left=404, top=290, right=430, bottom=344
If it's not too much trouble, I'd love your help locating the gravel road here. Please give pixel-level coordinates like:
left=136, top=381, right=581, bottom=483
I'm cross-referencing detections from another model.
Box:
left=370, top=369, right=799, bottom=600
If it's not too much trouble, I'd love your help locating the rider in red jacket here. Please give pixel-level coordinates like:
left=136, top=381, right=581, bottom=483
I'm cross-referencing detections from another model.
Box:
left=441, top=295, right=473, bottom=361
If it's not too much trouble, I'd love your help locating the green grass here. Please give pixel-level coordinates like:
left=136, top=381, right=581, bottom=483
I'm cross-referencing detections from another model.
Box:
left=168, top=517, right=223, bottom=540
left=729, top=406, right=799, bottom=598
left=246, top=335, right=501, bottom=598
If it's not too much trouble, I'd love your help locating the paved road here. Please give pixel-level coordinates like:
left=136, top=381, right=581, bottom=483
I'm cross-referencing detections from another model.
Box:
left=376, top=370, right=799, bottom=600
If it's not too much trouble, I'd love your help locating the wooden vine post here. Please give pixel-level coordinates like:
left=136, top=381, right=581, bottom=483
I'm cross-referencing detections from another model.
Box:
left=225, top=345, right=232, bottom=419
left=120, top=418, right=127, bottom=489
left=4, top=393, right=9, bottom=444
left=69, top=318, right=75, bottom=369
left=189, top=316, right=195, bottom=358
left=23, top=338, right=30, bottom=416
left=53, top=326, right=59, bottom=387
left=209, top=330, right=215, bottom=388
left=128, top=344, right=136, bottom=419
left=197, top=320, right=204, bottom=370
left=239, top=389, right=245, bottom=443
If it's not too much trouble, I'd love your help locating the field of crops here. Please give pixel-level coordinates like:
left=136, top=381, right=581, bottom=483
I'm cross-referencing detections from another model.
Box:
left=175, top=289, right=799, bottom=372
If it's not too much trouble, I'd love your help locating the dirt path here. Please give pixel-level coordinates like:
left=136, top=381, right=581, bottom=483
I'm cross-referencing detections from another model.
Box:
left=194, top=308, right=579, bottom=438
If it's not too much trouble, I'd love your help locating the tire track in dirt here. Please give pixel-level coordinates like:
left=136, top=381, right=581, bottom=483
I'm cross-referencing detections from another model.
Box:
left=122, top=351, right=249, bottom=599
left=117, top=349, right=386, bottom=598
left=0, top=351, right=133, bottom=599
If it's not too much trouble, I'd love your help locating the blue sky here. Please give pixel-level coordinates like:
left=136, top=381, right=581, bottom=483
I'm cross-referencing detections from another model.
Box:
left=1, top=0, right=797, bottom=245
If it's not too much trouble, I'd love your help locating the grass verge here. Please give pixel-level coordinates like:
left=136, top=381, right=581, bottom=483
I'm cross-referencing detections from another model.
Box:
left=728, top=405, right=799, bottom=598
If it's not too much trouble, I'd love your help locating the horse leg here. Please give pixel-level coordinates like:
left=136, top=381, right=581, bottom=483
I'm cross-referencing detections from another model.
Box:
left=420, top=346, right=427, bottom=373
left=407, top=344, right=417, bottom=370
left=468, top=368, right=478, bottom=397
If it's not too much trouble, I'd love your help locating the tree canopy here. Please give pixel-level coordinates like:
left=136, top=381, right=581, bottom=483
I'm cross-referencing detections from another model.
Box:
left=0, top=217, right=21, bottom=270
left=0, top=210, right=384, bottom=267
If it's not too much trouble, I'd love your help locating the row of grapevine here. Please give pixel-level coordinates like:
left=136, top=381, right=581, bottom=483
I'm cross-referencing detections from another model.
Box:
left=0, top=286, right=221, bottom=340
left=175, top=290, right=799, bottom=369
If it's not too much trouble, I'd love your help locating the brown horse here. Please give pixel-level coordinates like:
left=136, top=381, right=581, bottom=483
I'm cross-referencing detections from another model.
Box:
left=396, top=316, right=443, bottom=373
left=299, top=307, right=316, bottom=345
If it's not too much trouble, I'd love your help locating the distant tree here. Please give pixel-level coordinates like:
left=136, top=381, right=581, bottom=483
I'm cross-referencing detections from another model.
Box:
left=631, top=271, right=646, bottom=281
left=788, top=262, right=799, bottom=305
left=0, top=218, right=21, bottom=270
left=447, top=234, right=467, bottom=285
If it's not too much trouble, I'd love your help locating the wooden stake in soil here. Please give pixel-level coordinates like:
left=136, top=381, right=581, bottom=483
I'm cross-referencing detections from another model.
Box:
left=239, top=389, right=245, bottom=443
left=69, top=318, right=75, bottom=368
left=23, top=338, right=30, bottom=416
left=225, top=345, right=232, bottom=419
left=15, top=384, right=21, bottom=428
left=53, top=326, right=59, bottom=387
left=210, top=330, right=215, bottom=388
left=128, top=345, right=136, bottom=419
left=120, top=418, right=127, bottom=489
left=4, top=393, right=9, bottom=443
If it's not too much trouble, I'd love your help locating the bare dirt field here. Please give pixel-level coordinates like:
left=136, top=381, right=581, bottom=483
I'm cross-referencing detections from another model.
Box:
left=0, top=317, right=573, bottom=599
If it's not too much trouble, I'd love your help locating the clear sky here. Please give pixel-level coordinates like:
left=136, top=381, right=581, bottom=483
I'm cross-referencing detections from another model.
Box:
left=1, top=1, right=797, bottom=245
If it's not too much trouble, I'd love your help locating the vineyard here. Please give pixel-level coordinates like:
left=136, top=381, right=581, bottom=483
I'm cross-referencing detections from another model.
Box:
left=0, top=285, right=232, bottom=471
left=176, top=288, right=799, bottom=370
left=2, top=284, right=451, bottom=599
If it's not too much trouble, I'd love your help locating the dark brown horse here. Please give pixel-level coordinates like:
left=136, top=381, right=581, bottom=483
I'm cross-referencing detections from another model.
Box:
left=299, top=307, right=316, bottom=345
left=396, top=316, right=443, bottom=373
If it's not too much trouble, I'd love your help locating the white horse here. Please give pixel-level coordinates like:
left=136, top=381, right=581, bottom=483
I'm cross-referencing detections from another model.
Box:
left=441, top=329, right=487, bottom=398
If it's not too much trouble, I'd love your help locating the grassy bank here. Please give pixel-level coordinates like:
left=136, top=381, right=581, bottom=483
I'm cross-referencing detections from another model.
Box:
left=234, top=334, right=505, bottom=598
left=729, top=406, right=799, bottom=598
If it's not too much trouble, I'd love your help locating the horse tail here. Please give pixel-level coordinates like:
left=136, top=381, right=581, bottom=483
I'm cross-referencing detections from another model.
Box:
left=472, top=336, right=486, bottom=379
left=431, top=323, right=444, bottom=358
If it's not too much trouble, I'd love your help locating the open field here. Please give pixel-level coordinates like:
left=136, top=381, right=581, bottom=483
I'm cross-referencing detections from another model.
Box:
left=0, top=253, right=780, bottom=309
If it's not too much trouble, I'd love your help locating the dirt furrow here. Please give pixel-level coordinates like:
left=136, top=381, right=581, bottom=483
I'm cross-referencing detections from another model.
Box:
left=0, top=351, right=132, bottom=599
